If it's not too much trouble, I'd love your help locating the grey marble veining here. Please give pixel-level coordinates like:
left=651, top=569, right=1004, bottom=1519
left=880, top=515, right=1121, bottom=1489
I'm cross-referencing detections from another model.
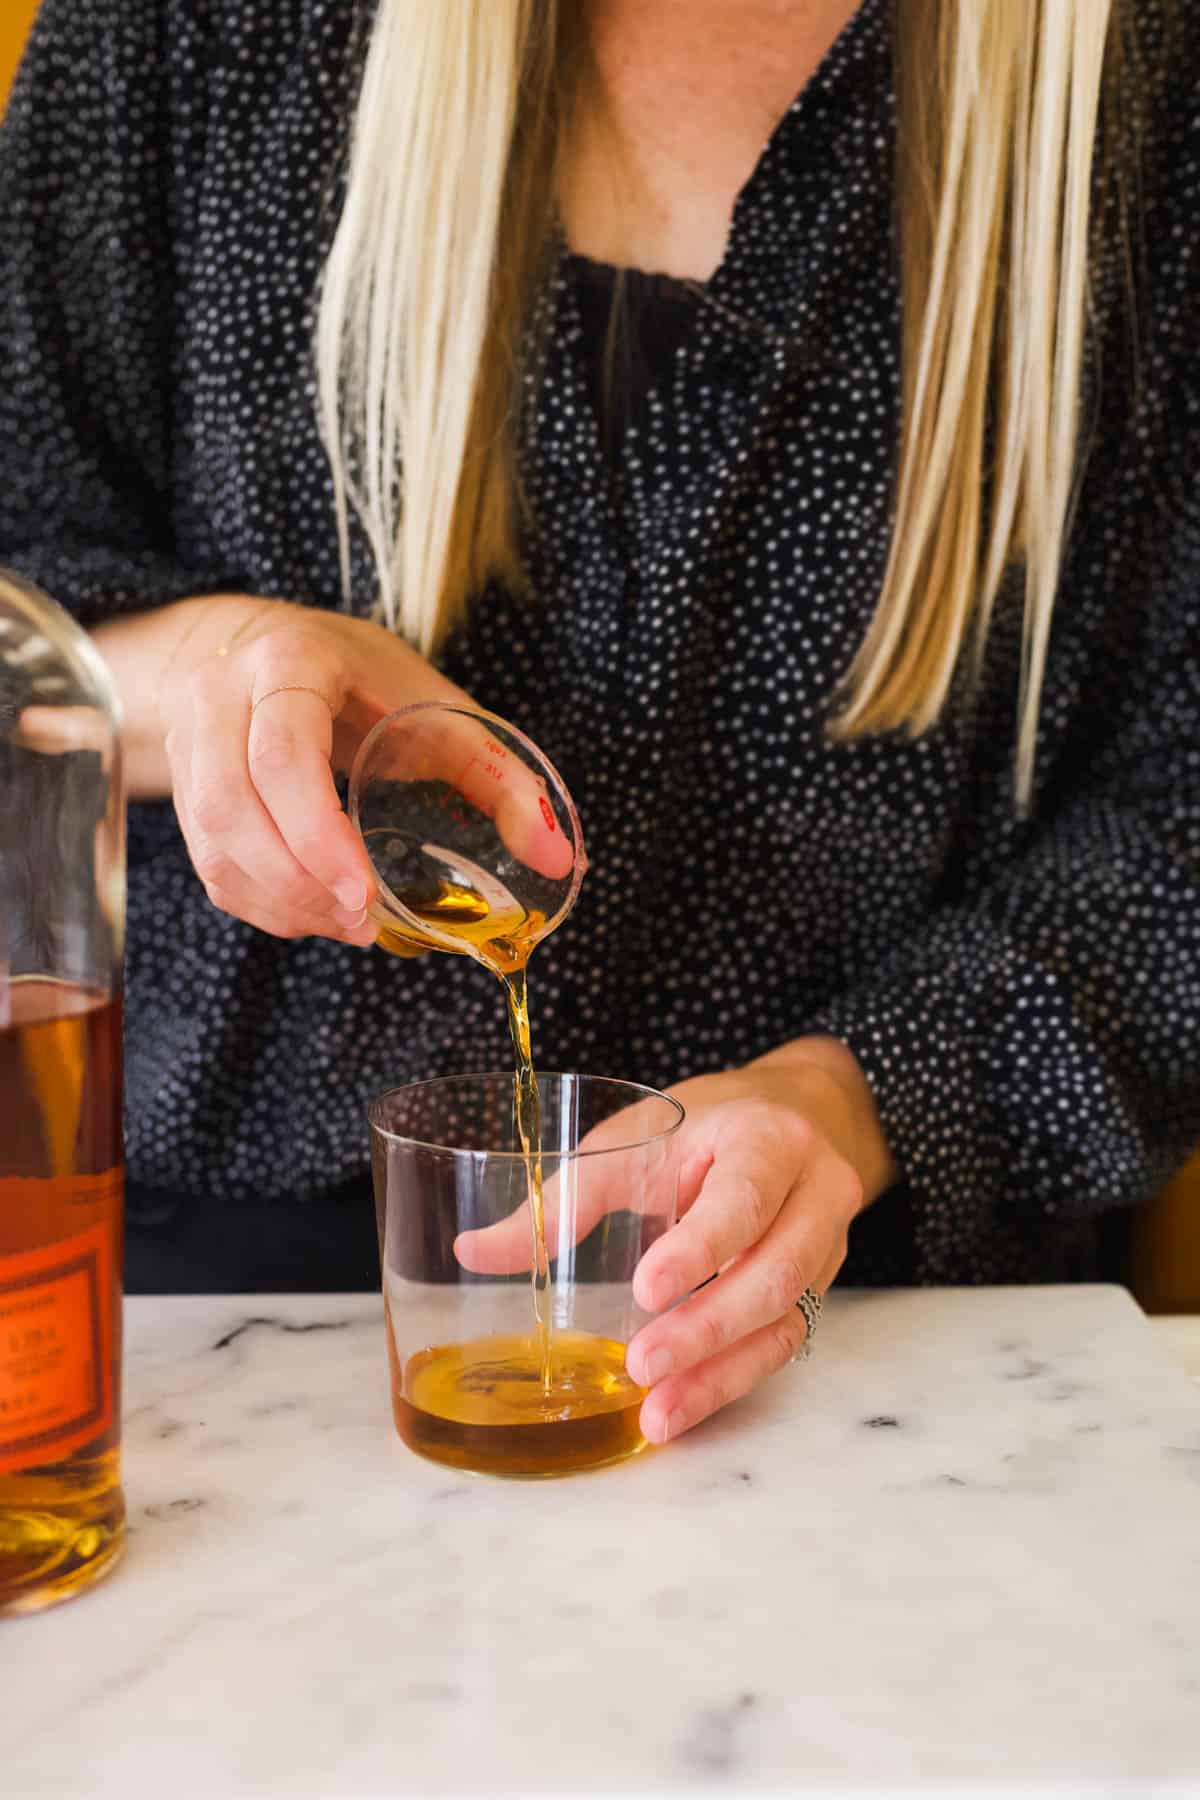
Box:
left=3, top=1286, right=1200, bottom=1798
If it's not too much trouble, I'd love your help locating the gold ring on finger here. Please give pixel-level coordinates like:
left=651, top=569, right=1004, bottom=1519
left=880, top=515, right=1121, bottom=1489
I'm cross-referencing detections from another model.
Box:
left=251, top=684, right=335, bottom=715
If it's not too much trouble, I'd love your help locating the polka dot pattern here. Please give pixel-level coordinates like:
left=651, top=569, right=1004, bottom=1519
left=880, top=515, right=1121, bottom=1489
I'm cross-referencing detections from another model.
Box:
left=0, top=0, right=1196, bottom=1284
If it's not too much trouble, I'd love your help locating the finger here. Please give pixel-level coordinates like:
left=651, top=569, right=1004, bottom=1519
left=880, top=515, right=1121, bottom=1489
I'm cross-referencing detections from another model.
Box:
left=247, top=666, right=377, bottom=914
left=173, top=751, right=375, bottom=944
left=453, top=1188, right=560, bottom=1276
left=632, top=1103, right=812, bottom=1315
left=811, top=1243, right=846, bottom=1301
left=639, top=1306, right=811, bottom=1445
left=203, top=877, right=379, bottom=946
left=454, top=1097, right=677, bottom=1274
left=166, top=722, right=237, bottom=909
left=625, top=1174, right=833, bottom=1386
left=491, top=772, right=575, bottom=882
left=454, top=1155, right=626, bottom=1273
left=628, top=1179, right=852, bottom=1388
left=186, top=668, right=351, bottom=923
left=15, top=704, right=110, bottom=755
left=366, top=708, right=576, bottom=883
left=438, top=719, right=575, bottom=882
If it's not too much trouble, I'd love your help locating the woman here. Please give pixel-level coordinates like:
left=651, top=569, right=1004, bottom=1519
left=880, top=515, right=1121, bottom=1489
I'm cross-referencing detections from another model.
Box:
left=1, top=0, right=1197, bottom=1446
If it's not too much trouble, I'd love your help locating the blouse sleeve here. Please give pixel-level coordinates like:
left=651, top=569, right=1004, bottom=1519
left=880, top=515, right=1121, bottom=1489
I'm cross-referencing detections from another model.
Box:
left=813, top=42, right=1200, bottom=1280
left=0, top=0, right=221, bottom=625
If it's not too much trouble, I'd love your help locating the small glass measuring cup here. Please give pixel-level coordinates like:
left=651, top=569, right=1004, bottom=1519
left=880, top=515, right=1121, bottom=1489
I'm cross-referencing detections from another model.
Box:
left=348, top=703, right=586, bottom=971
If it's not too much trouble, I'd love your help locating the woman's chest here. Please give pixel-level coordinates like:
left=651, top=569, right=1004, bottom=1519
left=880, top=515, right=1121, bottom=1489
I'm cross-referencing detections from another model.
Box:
left=451, top=277, right=975, bottom=922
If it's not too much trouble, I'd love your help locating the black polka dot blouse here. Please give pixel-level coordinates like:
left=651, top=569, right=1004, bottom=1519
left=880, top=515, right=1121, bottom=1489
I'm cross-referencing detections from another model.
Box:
left=1, top=0, right=1197, bottom=1288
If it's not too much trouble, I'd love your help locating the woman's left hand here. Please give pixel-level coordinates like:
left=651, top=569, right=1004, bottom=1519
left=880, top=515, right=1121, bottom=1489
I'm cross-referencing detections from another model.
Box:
left=627, top=1038, right=897, bottom=1445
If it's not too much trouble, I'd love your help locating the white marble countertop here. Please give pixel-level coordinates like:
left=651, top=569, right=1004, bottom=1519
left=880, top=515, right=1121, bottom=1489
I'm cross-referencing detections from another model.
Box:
left=4, top=1285, right=1200, bottom=1799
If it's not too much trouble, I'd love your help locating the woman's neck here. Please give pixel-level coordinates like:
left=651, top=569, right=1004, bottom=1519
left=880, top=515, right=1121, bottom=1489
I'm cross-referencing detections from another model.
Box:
left=561, top=0, right=863, bottom=280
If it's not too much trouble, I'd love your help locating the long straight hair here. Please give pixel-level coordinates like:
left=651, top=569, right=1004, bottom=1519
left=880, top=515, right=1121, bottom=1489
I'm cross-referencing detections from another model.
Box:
left=318, top=1, right=1123, bottom=808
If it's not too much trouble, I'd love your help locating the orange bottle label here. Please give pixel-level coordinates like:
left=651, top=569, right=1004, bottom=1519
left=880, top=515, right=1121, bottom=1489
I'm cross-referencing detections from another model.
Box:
left=0, top=1220, right=115, bottom=1477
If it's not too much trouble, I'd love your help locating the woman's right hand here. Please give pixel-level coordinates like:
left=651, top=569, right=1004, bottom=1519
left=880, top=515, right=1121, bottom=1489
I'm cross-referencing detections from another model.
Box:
left=144, top=595, right=473, bottom=947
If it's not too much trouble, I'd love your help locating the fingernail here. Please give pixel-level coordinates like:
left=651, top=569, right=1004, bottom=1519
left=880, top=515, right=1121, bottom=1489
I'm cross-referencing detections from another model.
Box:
left=640, top=1347, right=674, bottom=1385
left=335, top=904, right=369, bottom=930
left=334, top=879, right=367, bottom=913
left=661, top=1410, right=686, bottom=1443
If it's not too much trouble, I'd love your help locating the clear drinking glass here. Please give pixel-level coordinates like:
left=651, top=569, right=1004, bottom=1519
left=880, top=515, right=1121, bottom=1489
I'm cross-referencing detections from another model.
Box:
left=369, top=1073, right=683, bottom=1478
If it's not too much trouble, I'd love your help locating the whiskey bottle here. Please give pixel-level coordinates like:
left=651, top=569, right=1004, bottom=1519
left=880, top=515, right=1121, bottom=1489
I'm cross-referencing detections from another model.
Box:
left=0, top=569, right=126, bottom=1614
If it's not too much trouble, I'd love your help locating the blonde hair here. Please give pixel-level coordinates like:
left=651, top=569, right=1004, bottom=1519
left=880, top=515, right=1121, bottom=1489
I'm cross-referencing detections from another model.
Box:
left=318, top=1, right=1122, bottom=808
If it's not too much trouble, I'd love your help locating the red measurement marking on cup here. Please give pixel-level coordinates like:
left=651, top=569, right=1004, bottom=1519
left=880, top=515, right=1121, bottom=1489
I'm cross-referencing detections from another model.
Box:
left=539, top=797, right=556, bottom=833
left=477, top=741, right=506, bottom=784
left=458, top=742, right=507, bottom=789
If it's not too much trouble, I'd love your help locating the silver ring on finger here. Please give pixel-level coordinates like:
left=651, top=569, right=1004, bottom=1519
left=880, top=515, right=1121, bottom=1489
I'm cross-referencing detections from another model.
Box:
left=793, top=1285, right=823, bottom=1363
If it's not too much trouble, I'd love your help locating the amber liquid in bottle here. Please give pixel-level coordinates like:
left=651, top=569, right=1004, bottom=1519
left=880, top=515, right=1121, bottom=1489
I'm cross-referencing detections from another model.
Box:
left=0, top=979, right=126, bottom=1613
left=375, top=864, right=646, bottom=1475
